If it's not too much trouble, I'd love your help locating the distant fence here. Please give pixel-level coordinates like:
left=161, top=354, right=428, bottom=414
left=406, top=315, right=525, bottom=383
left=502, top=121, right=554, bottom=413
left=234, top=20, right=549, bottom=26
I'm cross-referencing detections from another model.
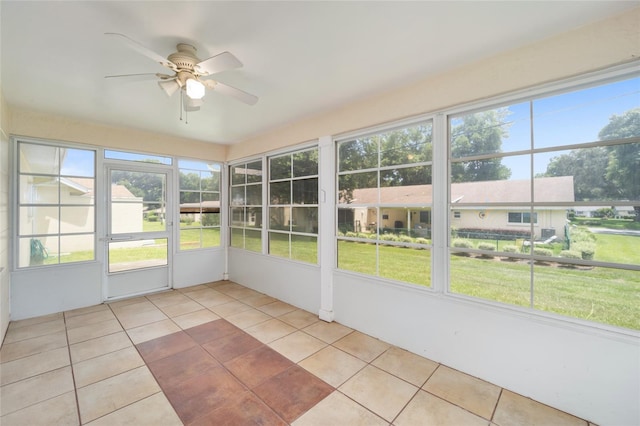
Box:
left=454, top=228, right=532, bottom=241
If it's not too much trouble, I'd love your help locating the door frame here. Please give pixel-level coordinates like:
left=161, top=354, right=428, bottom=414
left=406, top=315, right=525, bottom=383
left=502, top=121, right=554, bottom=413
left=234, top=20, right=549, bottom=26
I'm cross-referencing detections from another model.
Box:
left=102, top=161, right=174, bottom=300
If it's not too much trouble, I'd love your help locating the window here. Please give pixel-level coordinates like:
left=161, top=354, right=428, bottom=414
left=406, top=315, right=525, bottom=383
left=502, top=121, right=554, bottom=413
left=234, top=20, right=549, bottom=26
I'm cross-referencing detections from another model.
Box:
left=268, top=147, right=319, bottom=264
left=229, top=160, right=263, bottom=252
left=178, top=160, right=221, bottom=250
left=337, top=121, right=433, bottom=287
left=17, top=141, right=96, bottom=267
left=508, top=212, right=537, bottom=224
left=448, top=74, right=640, bottom=330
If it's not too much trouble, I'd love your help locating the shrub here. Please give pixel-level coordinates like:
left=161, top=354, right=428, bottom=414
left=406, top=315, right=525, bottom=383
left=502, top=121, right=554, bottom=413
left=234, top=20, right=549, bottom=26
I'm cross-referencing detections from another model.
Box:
left=147, top=212, right=158, bottom=222
left=503, top=245, right=518, bottom=253
left=345, top=232, right=358, bottom=238
left=477, top=242, right=495, bottom=251
left=415, top=238, right=430, bottom=245
left=380, top=234, right=399, bottom=242
left=573, top=242, right=595, bottom=260
left=560, top=250, right=582, bottom=259
left=533, top=248, right=553, bottom=257
left=398, top=235, right=414, bottom=244
left=452, top=238, right=473, bottom=249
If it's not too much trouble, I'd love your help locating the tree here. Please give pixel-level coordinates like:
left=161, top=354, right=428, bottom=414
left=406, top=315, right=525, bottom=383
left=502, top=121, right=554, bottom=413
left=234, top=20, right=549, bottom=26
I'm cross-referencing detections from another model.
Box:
left=540, top=147, right=613, bottom=201
left=599, top=108, right=640, bottom=221
left=450, top=109, right=512, bottom=183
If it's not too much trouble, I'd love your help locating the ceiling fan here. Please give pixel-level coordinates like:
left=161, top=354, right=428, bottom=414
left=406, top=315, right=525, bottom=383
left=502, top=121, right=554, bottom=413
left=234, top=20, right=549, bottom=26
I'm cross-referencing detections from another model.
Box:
left=105, top=33, right=258, bottom=113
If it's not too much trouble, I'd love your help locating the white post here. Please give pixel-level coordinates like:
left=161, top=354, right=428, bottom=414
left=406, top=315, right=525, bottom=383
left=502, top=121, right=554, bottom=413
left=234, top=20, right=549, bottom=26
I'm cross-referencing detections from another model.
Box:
left=318, top=135, right=335, bottom=322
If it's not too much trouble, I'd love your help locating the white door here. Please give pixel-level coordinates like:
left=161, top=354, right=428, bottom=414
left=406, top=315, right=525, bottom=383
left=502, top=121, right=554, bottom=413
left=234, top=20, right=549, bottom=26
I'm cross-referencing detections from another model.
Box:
left=105, top=165, right=172, bottom=299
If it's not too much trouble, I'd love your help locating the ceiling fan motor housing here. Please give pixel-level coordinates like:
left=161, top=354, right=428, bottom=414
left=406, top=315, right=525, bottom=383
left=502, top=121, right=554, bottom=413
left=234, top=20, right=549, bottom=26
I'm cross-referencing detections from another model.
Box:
left=168, top=44, right=200, bottom=73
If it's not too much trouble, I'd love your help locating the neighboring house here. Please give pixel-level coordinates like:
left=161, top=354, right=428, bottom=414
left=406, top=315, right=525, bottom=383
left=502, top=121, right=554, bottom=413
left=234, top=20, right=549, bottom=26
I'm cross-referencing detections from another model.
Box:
left=340, top=176, right=575, bottom=240
left=23, top=177, right=142, bottom=257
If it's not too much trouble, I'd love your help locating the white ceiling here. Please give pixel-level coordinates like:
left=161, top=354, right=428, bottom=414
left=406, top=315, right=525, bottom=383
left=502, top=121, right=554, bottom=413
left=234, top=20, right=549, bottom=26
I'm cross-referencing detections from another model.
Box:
left=1, top=1, right=637, bottom=145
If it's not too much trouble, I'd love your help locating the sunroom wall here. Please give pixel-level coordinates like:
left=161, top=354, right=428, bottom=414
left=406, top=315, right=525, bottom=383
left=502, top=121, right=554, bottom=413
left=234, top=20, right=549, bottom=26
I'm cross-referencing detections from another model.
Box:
left=227, top=8, right=640, bottom=426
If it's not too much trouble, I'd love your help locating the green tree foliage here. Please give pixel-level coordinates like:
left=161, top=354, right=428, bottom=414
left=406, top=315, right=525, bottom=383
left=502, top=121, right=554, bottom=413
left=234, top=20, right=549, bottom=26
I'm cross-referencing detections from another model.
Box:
left=542, top=147, right=613, bottom=201
left=338, top=125, right=432, bottom=203
left=541, top=107, right=639, bottom=220
left=450, top=109, right=512, bottom=183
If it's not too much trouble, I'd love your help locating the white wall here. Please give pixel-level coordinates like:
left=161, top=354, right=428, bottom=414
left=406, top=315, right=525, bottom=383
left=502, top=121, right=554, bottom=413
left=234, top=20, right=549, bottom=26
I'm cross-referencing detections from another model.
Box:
left=0, top=90, right=10, bottom=342
left=228, top=248, right=320, bottom=315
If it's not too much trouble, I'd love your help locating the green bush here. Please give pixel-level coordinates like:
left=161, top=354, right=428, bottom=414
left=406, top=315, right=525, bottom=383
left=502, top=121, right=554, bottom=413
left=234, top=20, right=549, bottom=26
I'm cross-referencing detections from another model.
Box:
left=398, top=235, right=414, bottom=244
left=345, top=232, right=358, bottom=238
left=560, top=250, right=582, bottom=259
left=415, top=238, right=430, bottom=245
left=573, top=242, right=595, bottom=260
left=147, top=213, right=158, bottom=222
left=380, top=234, right=399, bottom=242
left=503, top=245, right=518, bottom=253
left=452, top=239, right=473, bottom=249
left=533, top=248, right=553, bottom=257
left=477, top=242, right=495, bottom=251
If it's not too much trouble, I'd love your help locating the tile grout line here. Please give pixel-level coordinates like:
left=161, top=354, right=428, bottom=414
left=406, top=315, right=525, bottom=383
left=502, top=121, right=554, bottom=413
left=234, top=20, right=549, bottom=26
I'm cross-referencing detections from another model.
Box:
left=62, top=310, right=84, bottom=426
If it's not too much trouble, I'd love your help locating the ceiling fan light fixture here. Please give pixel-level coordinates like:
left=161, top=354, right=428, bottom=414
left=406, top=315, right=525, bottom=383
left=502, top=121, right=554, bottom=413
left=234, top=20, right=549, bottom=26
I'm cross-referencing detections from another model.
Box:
left=158, top=79, right=180, bottom=97
left=186, top=78, right=206, bottom=100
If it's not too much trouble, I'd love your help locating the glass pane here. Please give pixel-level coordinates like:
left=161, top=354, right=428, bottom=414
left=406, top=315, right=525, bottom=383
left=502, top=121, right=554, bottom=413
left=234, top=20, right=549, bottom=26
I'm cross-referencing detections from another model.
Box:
left=231, top=165, right=246, bottom=185
left=535, top=143, right=639, bottom=203
left=293, top=149, right=318, bottom=177
left=19, top=236, right=57, bottom=267
left=104, top=150, right=171, bottom=165
left=180, top=228, right=201, bottom=250
left=201, top=212, right=220, bottom=227
left=451, top=157, right=517, bottom=185
left=246, top=161, right=263, bottom=184
left=20, top=175, right=59, bottom=204
left=270, top=181, right=291, bottom=205
left=269, top=232, right=289, bottom=258
left=60, top=206, right=94, bottom=234
left=230, top=228, right=244, bottom=248
left=180, top=213, right=197, bottom=226
left=202, top=228, right=220, bottom=248
left=202, top=192, right=219, bottom=202
left=291, top=235, right=318, bottom=264
left=450, top=254, right=532, bottom=307
left=270, top=155, right=291, bottom=180
left=231, top=187, right=245, bottom=206
left=181, top=191, right=199, bottom=204
left=338, top=171, right=377, bottom=204
left=108, top=238, right=168, bottom=273
left=533, top=264, right=639, bottom=330
left=230, top=207, right=244, bottom=227
left=338, top=207, right=356, bottom=233
left=61, top=148, right=95, bottom=177
left=246, top=207, right=262, bottom=228
left=111, top=171, right=165, bottom=203
left=337, top=239, right=376, bottom=275
left=380, top=165, right=431, bottom=189
left=379, top=244, right=430, bottom=287
left=202, top=171, right=220, bottom=191
left=338, top=138, right=378, bottom=172
left=450, top=105, right=528, bottom=158
left=269, top=207, right=289, bottom=231
left=111, top=201, right=146, bottom=234
left=19, top=206, right=58, bottom=235
left=246, top=184, right=262, bottom=205
left=533, top=77, right=640, bottom=149
left=179, top=171, right=200, bottom=190
left=379, top=124, right=433, bottom=167
left=59, top=234, right=94, bottom=263
left=61, top=178, right=94, bottom=205
left=293, top=178, right=318, bottom=204
left=245, top=229, right=262, bottom=252
left=19, top=143, right=58, bottom=175
left=292, top=207, right=318, bottom=234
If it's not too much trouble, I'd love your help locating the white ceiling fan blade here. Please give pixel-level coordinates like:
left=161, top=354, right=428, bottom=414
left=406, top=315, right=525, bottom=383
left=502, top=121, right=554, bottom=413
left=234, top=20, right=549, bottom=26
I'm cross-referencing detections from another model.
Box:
left=205, top=80, right=258, bottom=105
left=194, top=51, right=242, bottom=75
left=158, top=78, right=181, bottom=97
left=105, top=72, right=172, bottom=80
left=105, top=32, right=177, bottom=71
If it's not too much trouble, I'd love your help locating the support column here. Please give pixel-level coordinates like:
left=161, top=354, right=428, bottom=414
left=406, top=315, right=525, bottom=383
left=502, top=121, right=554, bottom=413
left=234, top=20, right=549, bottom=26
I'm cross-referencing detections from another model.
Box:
left=318, top=135, right=335, bottom=322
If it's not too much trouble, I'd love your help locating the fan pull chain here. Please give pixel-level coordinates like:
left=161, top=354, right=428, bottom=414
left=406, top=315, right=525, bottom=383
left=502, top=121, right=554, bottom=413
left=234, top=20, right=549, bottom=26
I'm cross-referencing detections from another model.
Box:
left=180, top=90, right=183, bottom=122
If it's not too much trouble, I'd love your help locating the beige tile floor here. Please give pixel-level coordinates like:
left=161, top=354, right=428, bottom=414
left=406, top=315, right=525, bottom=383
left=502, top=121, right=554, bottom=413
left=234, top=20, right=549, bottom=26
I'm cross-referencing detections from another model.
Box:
left=0, top=281, right=594, bottom=425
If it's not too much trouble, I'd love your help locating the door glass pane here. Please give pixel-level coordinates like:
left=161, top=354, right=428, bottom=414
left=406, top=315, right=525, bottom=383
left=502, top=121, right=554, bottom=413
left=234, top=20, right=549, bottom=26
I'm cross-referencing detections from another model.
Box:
left=111, top=171, right=166, bottom=234
left=108, top=238, right=168, bottom=273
